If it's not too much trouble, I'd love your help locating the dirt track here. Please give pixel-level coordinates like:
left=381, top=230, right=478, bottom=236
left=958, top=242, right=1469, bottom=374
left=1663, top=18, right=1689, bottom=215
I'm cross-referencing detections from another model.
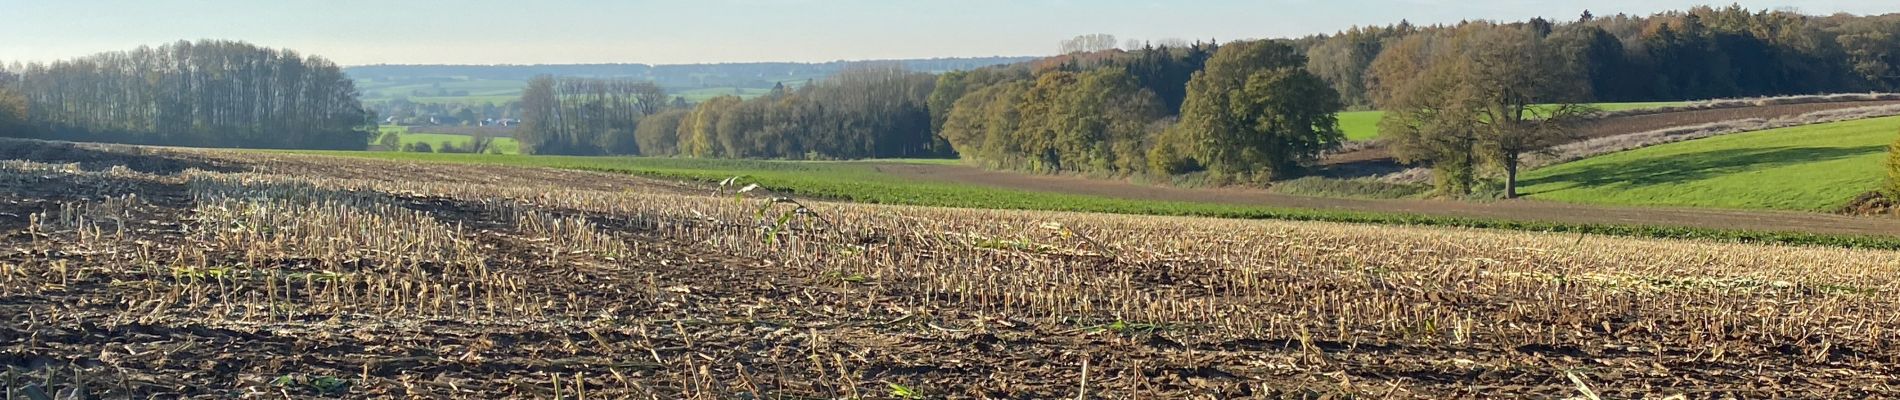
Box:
left=1320, top=100, right=1900, bottom=176
left=873, top=163, right=1900, bottom=236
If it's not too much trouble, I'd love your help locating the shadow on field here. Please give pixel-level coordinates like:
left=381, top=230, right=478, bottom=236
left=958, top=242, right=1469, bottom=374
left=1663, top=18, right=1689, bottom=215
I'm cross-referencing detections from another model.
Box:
left=0, top=138, right=240, bottom=174
left=1519, top=145, right=1883, bottom=192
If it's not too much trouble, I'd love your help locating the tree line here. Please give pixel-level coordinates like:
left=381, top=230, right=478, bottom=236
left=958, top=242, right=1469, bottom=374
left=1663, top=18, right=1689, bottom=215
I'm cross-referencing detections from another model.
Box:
left=526, top=64, right=941, bottom=160
left=518, top=7, right=1900, bottom=193
left=1304, top=6, right=1900, bottom=108
left=0, top=40, right=375, bottom=149
left=512, top=40, right=1343, bottom=184
left=1348, top=8, right=1900, bottom=197
left=515, top=76, right=668, bottom=155
left=1373, top=23, right=1594, bottom=197
left=939, top=40, right=1342, bottom=182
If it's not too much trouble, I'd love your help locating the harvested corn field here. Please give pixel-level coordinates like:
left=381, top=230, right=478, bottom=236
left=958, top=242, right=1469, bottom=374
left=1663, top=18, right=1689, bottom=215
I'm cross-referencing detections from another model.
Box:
left=4, top=143, right=1900, bottom=399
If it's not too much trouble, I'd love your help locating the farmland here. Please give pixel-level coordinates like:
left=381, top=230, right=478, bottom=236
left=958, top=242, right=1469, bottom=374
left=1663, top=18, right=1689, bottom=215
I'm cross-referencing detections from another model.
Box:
left=9, top=5, right=1900, bottom=398
left=287, top=150, right=1900, bottom=247
left=374, top=126, right=522, bottom=155
left=1338, top=111, right=1382, bottom=141
left=1335, top=102, right=1692, bottom=141
left=4, top=141, right=1900, bottom=398
left=1520, top=116, right=1900, bottom=211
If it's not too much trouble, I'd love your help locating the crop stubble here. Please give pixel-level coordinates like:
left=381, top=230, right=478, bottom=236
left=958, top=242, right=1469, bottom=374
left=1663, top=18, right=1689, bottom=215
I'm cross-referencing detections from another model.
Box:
left=1, top=143, right=1898, bottom=398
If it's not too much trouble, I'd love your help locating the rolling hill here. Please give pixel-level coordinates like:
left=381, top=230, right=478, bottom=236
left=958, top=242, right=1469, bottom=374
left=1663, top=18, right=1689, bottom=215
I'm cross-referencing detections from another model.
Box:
left=1518, top=116, right=1900, bottom=211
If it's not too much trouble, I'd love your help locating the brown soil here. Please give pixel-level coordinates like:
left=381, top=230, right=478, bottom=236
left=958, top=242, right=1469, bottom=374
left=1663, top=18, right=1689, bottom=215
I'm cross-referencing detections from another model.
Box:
left=873, top=163, right=1900, bottom=237
left=1839, top=191, right=1899, bottom=216
left=5, top=142, right=1900, bottom=398
left=1320, top=100, right=1900, bottom=176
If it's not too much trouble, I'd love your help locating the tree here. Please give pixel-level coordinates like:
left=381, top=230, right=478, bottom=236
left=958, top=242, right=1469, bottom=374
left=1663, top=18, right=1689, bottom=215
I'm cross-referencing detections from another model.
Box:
left=0, top=84, right=26, bottom=136
left=1836, top=16, right=1900, bottom=90
left=1060, top=34, right=1120, bottom=54
left=467, top=133, right=496, bottom=154
left=940, top=81, right=1031, bottom=168
left=1379, top=24, right=1594, bottom=197
left=1380, top=63, right=1484, bottom=194
left=940, top=68, right=1163, bottom=174
left=1887, top=128, right=1900, bottom=200
left=1153, top=40, right=1344, bottom=182
left=1113, top=42, right=1214, bottom=112
left=635, top=109, right=687, bottom=156
left=516, top=76, right=561, bottom=154
left=1364, top=34, right=1439, bottom=109
left=515, top=75, right=660, bottom=155
left=634, top=82, right=669, bottom=115
left=6, top=40, right=372, bottom=149
left=376, top=131, right=401, bottom=150
left=1305, top=31, right=1380, bottom=108
left=455, top=108, right=477, bottom=126
left=679, top=96, right=740, bottom=158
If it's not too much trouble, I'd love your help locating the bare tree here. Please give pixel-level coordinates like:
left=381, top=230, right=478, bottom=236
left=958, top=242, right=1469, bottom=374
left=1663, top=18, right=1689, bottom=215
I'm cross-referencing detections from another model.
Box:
left=1059, top=34, right=1119, bottom=54
left=516, top=76, right=664, bottom=155
left=7, top=40, right=372, bottom=150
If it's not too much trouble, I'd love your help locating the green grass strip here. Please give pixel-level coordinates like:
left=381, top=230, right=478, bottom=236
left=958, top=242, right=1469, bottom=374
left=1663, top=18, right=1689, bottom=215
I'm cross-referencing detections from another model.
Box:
left=283, top=150, right=1900, bottom=251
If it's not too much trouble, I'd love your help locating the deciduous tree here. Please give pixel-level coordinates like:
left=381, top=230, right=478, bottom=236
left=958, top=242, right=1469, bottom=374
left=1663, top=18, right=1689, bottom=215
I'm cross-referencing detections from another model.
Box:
left=1378, top=24, right=1594, bottom=197
left=1154, top=40, right=1344, bottom=182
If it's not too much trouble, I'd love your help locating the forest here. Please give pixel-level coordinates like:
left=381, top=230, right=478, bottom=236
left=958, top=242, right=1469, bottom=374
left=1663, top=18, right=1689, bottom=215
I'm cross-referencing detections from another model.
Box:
left=0, top=40, right=375, bottom=149
left=519, top=64, right=941, bottom=160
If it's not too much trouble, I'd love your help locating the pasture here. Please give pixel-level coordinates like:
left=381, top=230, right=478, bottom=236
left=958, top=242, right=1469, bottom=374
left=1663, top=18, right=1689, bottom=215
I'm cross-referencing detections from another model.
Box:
left=374, top=126, right=523, bottom=154
left=1519, top=116, right=1900, bottom=211
left=1337, top=101, right=1694, bottom=141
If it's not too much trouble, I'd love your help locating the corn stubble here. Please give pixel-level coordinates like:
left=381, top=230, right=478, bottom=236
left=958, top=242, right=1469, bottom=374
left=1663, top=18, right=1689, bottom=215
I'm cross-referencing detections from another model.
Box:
left=2, top=147, right=1899, bottom=399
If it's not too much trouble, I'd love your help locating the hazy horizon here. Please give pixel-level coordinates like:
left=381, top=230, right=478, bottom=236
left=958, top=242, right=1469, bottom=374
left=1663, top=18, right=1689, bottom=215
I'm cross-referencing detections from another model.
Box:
left=3, top=0, right=1893, bottom=67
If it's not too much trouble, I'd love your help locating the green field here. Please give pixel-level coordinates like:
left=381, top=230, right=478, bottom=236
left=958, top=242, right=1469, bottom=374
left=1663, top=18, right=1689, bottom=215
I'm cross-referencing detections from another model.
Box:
left=374, top=126, right=522, bottom=154
left=1339, top=111, right=1383, bottom=141
left=275, top=150, right=1900, bottom=249
left=675, top=86, right=793, bottom=101
left=1338, top=102, right=1691, bottom=141
left=1520, top=116, right=1900, bottom=211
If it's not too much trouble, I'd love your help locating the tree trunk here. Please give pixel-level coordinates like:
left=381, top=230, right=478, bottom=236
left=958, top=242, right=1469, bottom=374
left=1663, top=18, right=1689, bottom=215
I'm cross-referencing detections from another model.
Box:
left=1504, top=153, right=1520, bottom=199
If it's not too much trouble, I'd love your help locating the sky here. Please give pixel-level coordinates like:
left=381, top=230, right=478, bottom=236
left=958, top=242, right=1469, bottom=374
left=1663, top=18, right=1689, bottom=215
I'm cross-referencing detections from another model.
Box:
left=0, top=0, right=1892, bottom=66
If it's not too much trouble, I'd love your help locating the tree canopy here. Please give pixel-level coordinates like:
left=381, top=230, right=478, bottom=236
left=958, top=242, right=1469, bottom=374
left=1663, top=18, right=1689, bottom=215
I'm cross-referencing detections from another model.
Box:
left=1300, top=7, right=1900, bottom=108
left=1376, top=24, right=1594, bottom=196
left=1152, top=40, right=1344, bottom=182
left=3, top=40, right=374, bottom=149
left=516, top=76, right=667, bottom=155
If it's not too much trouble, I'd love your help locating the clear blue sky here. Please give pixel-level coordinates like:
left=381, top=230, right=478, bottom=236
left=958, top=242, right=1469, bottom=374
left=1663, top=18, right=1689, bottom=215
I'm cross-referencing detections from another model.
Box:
left=0, top=0, right=1890, bottom=66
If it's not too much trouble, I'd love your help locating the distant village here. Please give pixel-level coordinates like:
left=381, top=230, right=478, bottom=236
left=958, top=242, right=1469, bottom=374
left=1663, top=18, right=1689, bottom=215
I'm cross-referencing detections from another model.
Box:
left=384, top=115, right=519, bottom=127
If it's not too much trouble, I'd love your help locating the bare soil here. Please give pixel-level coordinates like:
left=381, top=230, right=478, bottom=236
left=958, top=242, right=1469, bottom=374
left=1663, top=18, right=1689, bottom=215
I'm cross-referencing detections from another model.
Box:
left=4, top=143, right=1900, bottom=399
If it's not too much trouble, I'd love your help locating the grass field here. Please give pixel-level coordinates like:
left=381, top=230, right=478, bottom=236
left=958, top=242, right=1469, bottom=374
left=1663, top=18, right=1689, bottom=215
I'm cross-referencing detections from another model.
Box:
left=1338, top=102, right=1692, bottom=141
left=374, top=126, right=522, bottom=154
left=282, top=150, right=1900, bottom=249
left=1339, top=110, right=1382, bottom=141
left=1520, top=116, right=1900, bottom=211
left=676, top=87, right=778, bottom=101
